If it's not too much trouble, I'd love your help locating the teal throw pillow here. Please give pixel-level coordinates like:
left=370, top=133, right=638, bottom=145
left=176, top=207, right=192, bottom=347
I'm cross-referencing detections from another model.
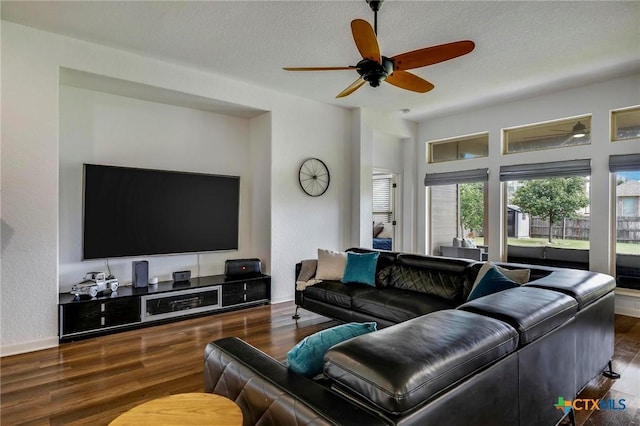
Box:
left=286, top=322, right=377, bottom=377
left=342, top=251, right=379, bottom=286
left=467, top=265, right=519, bottom=302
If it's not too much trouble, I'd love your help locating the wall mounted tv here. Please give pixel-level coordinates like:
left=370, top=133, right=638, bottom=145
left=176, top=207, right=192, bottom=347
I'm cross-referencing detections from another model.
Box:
left=83, top=164, right=240, bottom=260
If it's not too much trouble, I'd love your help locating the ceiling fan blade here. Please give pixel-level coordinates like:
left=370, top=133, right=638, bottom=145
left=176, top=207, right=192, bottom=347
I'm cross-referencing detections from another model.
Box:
left=391, top=40, right=475, bottom=71
left=385, top=70, right=434, bottom=93
left=351, top=19, right=381, bottom=63
left=336, top=77, right=366, bottom=98
left=283, top=66, right=356, bottom=71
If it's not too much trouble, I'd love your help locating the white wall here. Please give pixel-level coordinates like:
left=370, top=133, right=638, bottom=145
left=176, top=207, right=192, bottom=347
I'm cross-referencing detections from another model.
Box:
left=58, top=86, right=255, bottom=288
left=418, top=74, right=640, bottom=315
left=269, top=99, right=352, bottom=302
left=355, top=110, right=418, bottom=252
left=1, top=22, right=353, bottom=355
left=373, top=133, right=403, bottom=172
left=373, top=132, right=404, bottom=250
left=249, top=112, right=272, bottom=274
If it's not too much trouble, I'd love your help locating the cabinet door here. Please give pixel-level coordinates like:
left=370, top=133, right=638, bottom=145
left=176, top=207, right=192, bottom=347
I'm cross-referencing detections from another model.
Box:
left=245, top=280, right=268, bottom=302
left=222, top=283, right=245, bottom=306
left=222, top=280, right=270, bottom=306
left=104, top=298, right=140, bottom=326
left=61, top=303, right=101, bottom=335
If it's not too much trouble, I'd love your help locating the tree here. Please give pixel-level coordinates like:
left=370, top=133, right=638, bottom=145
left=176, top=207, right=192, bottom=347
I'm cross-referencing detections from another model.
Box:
left=459, top=182, right=484, bottom=237
left=511, top=177, right=589, bottom=243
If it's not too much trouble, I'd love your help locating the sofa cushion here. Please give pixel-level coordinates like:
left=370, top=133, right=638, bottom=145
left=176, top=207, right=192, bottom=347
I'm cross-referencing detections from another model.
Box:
left=467, top=265, right=520, bottom=301
left=324, top=310, right=518, bottom=414
left=387, top=256, right=474, bottom=302
left=316, top=249, right=347, bottom=280
left=373, top=222, right=384, bottom=238
left=351, top=288, right=455, bottom=323
left=342, top=251, right=379, bottom=286
left=303, top=280, right=377, bottom=308
left=287, top=322, right=377, bottom=377
left=459, top=287, right=578, bottom=346
left=524, top=269, right=616, bottom=309
left=346, top=248, right=399, bottom=288
left=472, top=261, right=530, bottom=290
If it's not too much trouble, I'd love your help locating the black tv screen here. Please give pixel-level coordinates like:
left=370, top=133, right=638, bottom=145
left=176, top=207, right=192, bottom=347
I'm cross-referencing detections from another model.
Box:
left=83, top=164, right=240, bottom=259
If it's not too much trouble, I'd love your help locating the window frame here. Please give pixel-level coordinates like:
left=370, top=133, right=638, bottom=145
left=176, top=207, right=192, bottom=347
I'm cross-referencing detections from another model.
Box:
left=502, top=115, right=591, bottom=155
left=611, top=105, right=640, bottom=142
left=427, top=132, right=489, bottom=164
left=425, top=168, right=489, bottom=256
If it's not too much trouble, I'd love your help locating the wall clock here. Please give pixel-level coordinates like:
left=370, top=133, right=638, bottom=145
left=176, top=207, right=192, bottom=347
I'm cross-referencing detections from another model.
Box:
left=298, top=158, right=330, bottom=197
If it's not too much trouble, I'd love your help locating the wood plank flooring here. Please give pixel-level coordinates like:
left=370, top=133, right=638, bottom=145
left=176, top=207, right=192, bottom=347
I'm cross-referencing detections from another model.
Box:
left=1, top=302, right=639, bottom=425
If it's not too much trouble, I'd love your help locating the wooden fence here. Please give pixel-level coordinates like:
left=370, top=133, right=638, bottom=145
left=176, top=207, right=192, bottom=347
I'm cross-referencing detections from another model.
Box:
left=530, top=216, right=640, bottom=242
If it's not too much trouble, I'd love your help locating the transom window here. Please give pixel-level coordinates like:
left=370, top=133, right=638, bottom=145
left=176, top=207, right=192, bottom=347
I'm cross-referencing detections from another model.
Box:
left=611, top=106, right=640, bottom=142
left=503, top=116, right=591, bottom=154
left=428, top=133, right=488, bottom=163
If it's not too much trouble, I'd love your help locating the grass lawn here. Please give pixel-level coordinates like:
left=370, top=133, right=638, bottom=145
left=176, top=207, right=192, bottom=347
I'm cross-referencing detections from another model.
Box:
left=473, top=237, right=640, bottom=255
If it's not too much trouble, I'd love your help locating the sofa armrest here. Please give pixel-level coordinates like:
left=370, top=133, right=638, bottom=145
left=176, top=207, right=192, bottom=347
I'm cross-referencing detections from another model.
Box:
left=204, top=337, right=387, bottom=426
left=440, top=246, right=484, bottom=261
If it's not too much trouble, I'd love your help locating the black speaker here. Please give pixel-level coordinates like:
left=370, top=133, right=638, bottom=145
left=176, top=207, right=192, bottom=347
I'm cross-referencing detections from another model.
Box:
left=132, top=260, right=149, bottom=288
left=225, top=258, right=262, bottom=277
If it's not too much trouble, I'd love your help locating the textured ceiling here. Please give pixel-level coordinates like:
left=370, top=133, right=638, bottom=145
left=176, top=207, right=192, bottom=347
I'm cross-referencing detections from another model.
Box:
left=2, top=0, right=639, bottom=121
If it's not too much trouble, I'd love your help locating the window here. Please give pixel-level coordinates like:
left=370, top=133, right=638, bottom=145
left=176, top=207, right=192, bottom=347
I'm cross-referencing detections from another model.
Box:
left=428, top=133, right=488, bottom=163
left=373, top=175, right=393, bottom=223
left=622, top=197, right=638, bottom=217
left=425, top=169, right=488, bottom=258
left=503, top=116, right=591, bottom=154
left=610, top=154, right=640, bottom=290
left=611, top=106, right=640, bottom=142
left=500, top=160, right=591, bottom=269
left=372, top=174, right=396, bottom=250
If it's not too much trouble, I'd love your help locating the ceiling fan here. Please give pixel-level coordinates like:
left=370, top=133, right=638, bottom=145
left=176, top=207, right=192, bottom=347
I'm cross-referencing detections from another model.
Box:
left=283, top=0, right=475, bottom=98
left=520, top=121, right=590, bottom=141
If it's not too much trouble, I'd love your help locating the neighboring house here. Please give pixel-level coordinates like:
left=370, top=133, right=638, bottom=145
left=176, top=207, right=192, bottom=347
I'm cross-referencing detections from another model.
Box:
left=617, top=180, right=640, bottom=217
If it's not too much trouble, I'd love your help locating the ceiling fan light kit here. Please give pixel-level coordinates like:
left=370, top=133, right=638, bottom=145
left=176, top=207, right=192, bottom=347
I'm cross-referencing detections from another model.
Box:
left=572, top=121, right=587, bottom=138
left=283, top=0, right=475, bottom=98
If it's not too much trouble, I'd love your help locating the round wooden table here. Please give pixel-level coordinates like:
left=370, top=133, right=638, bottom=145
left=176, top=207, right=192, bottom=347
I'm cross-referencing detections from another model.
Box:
left=109, top=393, right=243, bottom=425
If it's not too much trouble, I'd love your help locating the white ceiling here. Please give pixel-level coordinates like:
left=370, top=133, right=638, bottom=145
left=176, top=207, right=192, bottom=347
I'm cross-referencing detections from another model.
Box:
left=2, top=0, right=639, bottom=121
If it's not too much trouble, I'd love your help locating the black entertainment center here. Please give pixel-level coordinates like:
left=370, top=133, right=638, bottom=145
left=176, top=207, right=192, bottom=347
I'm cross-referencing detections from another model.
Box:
left=58, top=162, right=263, bottom=342
left=58, top=273, right=270, bottom=342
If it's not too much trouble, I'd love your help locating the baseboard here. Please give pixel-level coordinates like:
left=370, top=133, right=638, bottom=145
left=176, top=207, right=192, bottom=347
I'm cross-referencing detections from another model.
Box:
left=0, top=336, right=58, bottom=357
left=615, top=290, right=640, bottom=318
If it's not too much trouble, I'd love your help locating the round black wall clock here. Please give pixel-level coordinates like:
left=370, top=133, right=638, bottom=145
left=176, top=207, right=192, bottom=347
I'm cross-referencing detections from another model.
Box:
left=298, top=158, right=330, bottom=197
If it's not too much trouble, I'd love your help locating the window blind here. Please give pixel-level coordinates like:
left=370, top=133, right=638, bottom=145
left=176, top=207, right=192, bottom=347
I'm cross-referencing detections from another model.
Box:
left=609, top=154, right=640, bottom=172
left=373, top=176, right=392, bottom=223
left=499, top=159, right=591, bottom=182
left=424, top=168, right=488, bottom=186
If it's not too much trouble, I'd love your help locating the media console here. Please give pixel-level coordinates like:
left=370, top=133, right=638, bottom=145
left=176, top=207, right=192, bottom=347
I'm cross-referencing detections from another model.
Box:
left=58, top=274, right=270, bottom=342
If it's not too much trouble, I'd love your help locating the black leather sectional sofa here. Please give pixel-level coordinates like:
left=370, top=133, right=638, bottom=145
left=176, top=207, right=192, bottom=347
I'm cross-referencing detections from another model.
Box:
left=204, top=248, right=617, bottom=426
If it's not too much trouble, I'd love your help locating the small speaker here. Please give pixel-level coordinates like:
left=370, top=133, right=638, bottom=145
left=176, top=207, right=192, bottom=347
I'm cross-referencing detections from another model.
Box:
left=225, top=258, right=262, bottom=277
left=132, top=261, right=149, bottom=288
left=172, top=270, right=191, bottom=282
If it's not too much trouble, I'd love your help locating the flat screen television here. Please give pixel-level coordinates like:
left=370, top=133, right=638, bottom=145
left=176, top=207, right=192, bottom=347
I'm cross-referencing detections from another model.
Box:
left=83, top=164, right=240, bottom=259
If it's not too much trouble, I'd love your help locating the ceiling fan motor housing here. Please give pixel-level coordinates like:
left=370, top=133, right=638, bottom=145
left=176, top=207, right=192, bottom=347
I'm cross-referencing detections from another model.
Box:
left=357, top=57, right=394, bottom=87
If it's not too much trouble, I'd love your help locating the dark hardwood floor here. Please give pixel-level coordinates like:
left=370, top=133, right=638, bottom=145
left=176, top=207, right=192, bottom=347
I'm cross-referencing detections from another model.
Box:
left=1, top=302, right=639, bottom=425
